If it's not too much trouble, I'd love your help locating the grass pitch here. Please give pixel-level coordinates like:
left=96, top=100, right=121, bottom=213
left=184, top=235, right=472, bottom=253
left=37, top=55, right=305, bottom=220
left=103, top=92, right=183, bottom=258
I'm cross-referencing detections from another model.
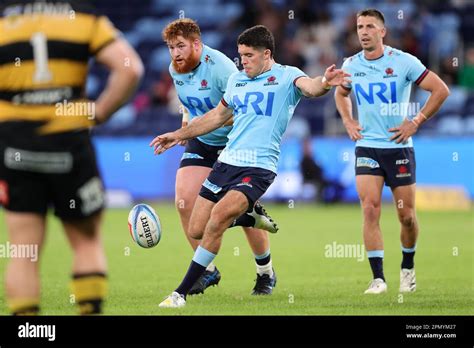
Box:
left=0, top=203, right=473, bottom=315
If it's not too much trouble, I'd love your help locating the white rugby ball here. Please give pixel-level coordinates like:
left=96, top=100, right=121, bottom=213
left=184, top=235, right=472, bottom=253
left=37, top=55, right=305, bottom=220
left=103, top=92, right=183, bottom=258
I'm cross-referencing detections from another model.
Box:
left=128, top=204, right=161, bottom=248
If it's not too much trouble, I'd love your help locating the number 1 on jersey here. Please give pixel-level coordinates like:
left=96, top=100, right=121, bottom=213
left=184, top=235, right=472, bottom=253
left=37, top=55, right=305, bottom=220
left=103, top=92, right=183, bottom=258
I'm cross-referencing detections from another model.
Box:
left=30, top=32, right=53, bottom=83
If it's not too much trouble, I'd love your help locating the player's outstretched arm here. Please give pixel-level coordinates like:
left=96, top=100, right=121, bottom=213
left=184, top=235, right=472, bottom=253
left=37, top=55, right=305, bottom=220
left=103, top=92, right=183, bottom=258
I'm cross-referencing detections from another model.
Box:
left=94, top=38, right=145, bottom=124
left=389, top=71, right=450, bottom=144
left=150, top=102, right=233, bottom=155
left=296, top=64, right=351, bottom=98
left=334, top=85, right=363, bottom=141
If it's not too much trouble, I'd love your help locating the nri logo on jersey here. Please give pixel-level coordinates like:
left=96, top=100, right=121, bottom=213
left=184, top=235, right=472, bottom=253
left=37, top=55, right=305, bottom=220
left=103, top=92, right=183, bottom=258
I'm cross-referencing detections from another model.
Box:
left=233, top=92, right=275, bottom=116
left=179, top=96, right=215, bottom=116
left=354, top=82, right=397, bottom=105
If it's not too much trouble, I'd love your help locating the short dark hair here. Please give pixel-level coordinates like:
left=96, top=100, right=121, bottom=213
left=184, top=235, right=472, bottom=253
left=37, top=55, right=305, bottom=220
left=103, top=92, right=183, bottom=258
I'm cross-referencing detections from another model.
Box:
left=237, top=25, right=275, bottom=57
left=356, top=8, right=385, bottom=25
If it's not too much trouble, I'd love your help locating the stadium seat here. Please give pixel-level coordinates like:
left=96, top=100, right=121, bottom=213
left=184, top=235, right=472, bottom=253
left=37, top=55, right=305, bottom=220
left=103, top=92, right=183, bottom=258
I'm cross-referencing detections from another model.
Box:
left=436, top=115, right=464, bottom=135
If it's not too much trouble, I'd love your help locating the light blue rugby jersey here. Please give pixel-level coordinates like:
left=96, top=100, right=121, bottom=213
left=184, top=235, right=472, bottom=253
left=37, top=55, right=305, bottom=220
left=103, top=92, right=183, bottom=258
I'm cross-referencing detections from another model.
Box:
left=219, top=64, right=307, bottom=173
left=342, top=45, right=429, bottom=148
left=169, top=45, right=237, bottom=146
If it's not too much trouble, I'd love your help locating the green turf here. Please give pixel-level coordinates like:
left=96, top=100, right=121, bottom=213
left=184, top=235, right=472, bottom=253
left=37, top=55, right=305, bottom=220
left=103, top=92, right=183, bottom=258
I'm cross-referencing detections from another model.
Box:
left=0, top=203, right=473, bottom=315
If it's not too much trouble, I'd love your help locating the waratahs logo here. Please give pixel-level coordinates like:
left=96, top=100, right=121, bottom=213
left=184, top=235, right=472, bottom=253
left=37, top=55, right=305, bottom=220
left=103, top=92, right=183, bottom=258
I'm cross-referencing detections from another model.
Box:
left=383, top=67, right=397, bottom=78
left=264, top=75, right=278, bottom=86
left=199, top=79, right=210, bottom=90
left=237, top=176, right=253, bottom=188
left=396, top=164, right=411, bottom=178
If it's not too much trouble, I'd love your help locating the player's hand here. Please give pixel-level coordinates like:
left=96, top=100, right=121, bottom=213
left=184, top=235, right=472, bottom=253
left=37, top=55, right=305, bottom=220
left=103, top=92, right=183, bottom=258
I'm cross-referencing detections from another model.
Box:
left=389, top=119, right=418, bottom=144
left=324, top=64, right=351, bottom=87
left=92, top=102, right=107, bottom=126
left=223, top=116, right=234, bottom=127
left=343, top=119, right=363, bottom=141
left=149, top=132, right=180, bottom=155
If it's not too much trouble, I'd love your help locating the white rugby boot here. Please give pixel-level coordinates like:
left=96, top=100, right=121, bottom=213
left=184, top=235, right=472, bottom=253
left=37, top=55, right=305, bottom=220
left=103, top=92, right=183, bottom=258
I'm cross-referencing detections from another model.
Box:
left=399, top=268, right=416, bottom=292
left=364, top=278, right=388, bottom=294
left=159, top=291, right=186, bottom=308
left=249, top=201, right=279, bottom=234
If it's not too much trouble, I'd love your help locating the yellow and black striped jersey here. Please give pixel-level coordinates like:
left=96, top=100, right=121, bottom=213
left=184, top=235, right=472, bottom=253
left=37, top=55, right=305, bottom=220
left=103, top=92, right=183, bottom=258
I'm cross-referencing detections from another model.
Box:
left=0, top=0, right=119, bottom=134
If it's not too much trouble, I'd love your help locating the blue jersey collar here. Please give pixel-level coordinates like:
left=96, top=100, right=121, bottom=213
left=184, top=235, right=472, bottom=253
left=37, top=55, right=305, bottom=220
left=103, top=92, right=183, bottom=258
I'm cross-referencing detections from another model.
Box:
left=362, top=46, right=388, bottom=62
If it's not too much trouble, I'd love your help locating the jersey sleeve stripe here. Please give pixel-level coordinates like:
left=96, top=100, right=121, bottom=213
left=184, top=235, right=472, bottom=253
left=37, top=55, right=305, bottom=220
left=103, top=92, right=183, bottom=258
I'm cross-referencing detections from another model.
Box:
left=220, top=98, right=229, bottom=108
left=415, top=69, right=429, bottom=85
left=91, top=36, right=118, bottom=56
left=293, top=76, right=306, bottom=85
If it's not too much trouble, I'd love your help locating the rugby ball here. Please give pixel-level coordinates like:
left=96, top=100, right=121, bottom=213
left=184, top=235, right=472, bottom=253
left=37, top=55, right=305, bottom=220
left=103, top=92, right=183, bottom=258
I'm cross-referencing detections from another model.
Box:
left=128, top=204, right=161, bottom=248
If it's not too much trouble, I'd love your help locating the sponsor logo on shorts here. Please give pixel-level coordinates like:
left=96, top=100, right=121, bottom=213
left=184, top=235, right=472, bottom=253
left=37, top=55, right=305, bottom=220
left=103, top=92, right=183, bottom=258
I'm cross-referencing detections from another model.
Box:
left=4, top=147, right=73, bottom=174
left=396, top=164, right=411, bottom=178
left=356, top=157, right=380, bottom=169
left=396, top=159, right=410, bottom=165
left=236, top=176, right=253, bottom=188
left=181, top=152, right=204, bottom=160
left=78, top=177, right=105, bottom=215
left=203, top=179, right=222, bottom=194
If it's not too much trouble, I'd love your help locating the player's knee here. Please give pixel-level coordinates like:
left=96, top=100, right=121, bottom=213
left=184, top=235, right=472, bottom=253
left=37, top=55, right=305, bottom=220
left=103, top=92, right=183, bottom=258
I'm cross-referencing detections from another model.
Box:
left=65, top=212, right=102, bottom=238
left=188, top=227, right=203, bottom=240
left=175, top=194, right=194, bottom=215
left=207, top=210, right=234, bottom=236
left=362, top=202, right=381, bottom=222
left=399, top=212, right=416, bottom=228
left=188, top=221, right=204, bottom=240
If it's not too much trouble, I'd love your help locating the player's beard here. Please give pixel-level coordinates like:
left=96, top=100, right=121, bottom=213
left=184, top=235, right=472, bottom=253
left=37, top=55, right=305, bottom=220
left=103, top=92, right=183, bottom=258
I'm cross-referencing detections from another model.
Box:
left=172, top=49, right=201, bottom=74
